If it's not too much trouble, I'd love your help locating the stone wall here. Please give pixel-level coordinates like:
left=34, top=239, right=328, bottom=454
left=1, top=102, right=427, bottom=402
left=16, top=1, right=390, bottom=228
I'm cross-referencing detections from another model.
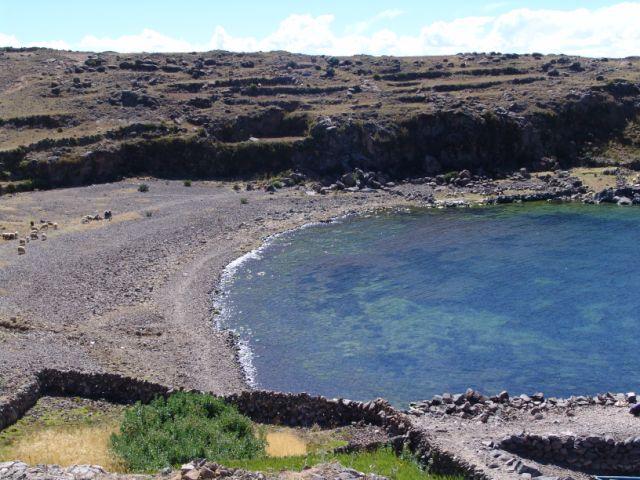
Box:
left=500, top=432, right=640, bottom=475
left=0, top=369, right=489, bottom=479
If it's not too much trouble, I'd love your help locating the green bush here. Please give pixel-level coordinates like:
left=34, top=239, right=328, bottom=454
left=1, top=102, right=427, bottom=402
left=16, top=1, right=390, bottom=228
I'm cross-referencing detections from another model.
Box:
left=111, top=392, right=265, bottom=472
left=327, top=56, right=340, bottom=67
left=240, top=197, right=248, bottom=204
left=138, top=183, right=149, bottom=192
left=442, top=171, right=458, bottom=183
left=183, top=180, right=192, bottom=187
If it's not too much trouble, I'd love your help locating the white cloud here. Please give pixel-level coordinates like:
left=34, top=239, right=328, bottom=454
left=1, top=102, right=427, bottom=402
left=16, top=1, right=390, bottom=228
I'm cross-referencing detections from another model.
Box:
left=0, top=32, right=21, bottom=47
left=0, top=33, right=70, bottom=50
left=78, top=28, right=197, bottom=53
left=2, top=3, right=640, bottom=57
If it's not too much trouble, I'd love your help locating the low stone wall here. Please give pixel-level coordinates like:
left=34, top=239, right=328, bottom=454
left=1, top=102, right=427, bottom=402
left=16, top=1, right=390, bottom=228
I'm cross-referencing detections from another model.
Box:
left=0, top=369, right=489, bottom=479
left=0, top=379, right=40, bottom=431
left=500, top=432, right=640, bottom=475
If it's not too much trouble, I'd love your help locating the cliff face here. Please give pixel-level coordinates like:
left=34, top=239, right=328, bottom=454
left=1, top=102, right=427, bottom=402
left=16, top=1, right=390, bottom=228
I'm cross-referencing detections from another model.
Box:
left=0, top=47, right=639, bottom=190
left=296, top=90, right=639, bottom=176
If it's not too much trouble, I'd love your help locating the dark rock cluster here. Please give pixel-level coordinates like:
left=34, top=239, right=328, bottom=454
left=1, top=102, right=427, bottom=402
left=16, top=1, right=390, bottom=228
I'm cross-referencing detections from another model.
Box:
left=408, top=388, right=638, bottom=422
left=594, top=185, right=640, bottom=205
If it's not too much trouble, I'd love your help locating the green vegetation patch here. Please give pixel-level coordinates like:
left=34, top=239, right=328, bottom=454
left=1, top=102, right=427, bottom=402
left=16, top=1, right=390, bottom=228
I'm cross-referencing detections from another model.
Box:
left=226, top=447, right=460, bottom=480
left=110, top=392, right=265, bottom=472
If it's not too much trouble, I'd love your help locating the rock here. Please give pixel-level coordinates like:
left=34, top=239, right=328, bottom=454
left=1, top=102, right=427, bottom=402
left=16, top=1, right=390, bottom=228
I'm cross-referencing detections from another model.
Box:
left=498, top=390, right=510, bottom=402
left=184, top=470, right=201, bottom=480
left=629, top=403, right=640, bottom=416
left=119, top=59, right=159, bottom=71
left=110, top=90, right=159, bottom=108
left=187, top=97, right=213, bottom=109
left=341, top=172, right=357, bottom=187
left=617, top=196, right=632, bottom=206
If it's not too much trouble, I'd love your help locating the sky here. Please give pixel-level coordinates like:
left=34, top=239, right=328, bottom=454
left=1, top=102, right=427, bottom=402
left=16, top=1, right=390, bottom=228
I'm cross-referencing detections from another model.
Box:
left=1, top=1, right=639, bottom=57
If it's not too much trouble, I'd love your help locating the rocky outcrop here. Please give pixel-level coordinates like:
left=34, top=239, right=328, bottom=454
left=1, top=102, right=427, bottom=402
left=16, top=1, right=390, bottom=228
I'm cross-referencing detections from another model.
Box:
left=294, top=92, right=638, bottom=177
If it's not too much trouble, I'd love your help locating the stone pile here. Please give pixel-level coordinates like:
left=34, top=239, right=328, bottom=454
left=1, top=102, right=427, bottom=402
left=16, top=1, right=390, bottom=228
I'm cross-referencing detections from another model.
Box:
left=499, top=432, right=640, bottom=475
left=176, top=460, right=388, bottom=480
left=594, top=185, right=640, bottom=205
left=408, top=389, right=638, bottom=422
left=317, top=168, right=394, bottom=194
left=0, top=461, right=109, bottom=480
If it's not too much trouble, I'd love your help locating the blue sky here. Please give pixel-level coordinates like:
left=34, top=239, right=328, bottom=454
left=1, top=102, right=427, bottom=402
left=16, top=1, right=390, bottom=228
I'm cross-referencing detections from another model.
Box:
left=1, top=1, right=639, bottom=56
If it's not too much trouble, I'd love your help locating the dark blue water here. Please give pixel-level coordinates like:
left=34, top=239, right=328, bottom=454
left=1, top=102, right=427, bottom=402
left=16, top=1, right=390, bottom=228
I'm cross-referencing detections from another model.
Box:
left=220, top=204, right=640, bottom=406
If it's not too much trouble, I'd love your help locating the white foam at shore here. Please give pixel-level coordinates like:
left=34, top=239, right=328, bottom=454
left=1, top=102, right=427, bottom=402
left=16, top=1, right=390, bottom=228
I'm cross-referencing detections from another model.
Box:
left=212, top=218, right=347, bottom=388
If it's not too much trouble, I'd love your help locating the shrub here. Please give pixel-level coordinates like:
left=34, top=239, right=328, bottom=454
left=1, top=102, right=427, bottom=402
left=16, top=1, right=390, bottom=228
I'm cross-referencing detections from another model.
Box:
left=442, top=171, right=458, bottom=183
left=233, top=184, right=241, bottom=191
left=327, top=56, right=340, bottom=67
left=324, top=67, right=335, bottom=78
left=240, top=197, right=248, bottom=204
left=16, top=180, right=34, bottom=192
left=183, top=180, right=192, bottom=187
left=4, top=183, right=16, bottom=194
left=111, top=392, right=265, bottom=472
left=138, top=183, right=149, bottom=192
left=373, top=74, right=381, bottom=81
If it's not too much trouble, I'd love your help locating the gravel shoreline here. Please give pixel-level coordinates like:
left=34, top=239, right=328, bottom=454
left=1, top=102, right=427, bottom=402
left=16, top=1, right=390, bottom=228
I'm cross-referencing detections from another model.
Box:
left=0, top=179, right=412, bottom=397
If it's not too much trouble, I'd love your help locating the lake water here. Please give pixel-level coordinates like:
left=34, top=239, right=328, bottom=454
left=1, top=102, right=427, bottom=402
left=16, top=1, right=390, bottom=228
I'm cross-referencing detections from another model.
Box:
left=219, top=204, right=640, bottom=406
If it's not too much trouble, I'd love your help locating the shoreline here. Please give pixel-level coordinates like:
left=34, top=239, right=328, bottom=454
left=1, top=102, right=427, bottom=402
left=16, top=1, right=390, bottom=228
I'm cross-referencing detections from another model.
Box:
left=2, top=175, right=640, bottom=479
left=0, top=168, right=635, bottom=399
left=213, top=196, right=638, bottom=407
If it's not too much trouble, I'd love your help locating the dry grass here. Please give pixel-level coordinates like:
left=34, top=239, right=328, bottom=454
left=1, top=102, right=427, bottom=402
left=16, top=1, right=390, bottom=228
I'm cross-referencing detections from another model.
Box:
left=0, top=421, right=126, bottom=471
left=265, top=430, right=308, bottom=457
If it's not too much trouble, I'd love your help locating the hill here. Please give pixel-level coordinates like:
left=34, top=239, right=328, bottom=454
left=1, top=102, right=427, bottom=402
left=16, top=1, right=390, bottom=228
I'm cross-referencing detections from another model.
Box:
left=0, top=47, right=639, bottom=191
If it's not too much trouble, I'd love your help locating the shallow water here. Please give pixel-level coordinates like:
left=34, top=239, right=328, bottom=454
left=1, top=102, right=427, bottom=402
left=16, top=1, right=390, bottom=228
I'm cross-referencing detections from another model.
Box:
left=221, top=203, right=640, bottom=406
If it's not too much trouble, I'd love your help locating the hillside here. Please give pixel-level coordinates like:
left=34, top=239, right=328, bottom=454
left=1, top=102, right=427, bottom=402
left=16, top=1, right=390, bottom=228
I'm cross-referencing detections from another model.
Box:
left=0, top=47, right=639, bottom=191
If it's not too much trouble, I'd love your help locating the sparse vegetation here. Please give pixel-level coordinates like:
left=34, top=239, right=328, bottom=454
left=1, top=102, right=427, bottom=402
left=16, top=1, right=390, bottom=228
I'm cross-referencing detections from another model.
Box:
left=0, top=397, right=126, bottom=472
left=110, top=392, right=265, bottom=472
left=240, top=197, right=248, bottom=204
left=137, top=183, right=149, bottom=192
left=183, top=179, right=192, bottom=187
left=226, top=447, right=460, bottom=480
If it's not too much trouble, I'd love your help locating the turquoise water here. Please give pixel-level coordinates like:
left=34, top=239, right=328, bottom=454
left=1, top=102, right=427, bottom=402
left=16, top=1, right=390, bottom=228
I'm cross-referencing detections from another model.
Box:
left=221, top=204, right=640, bottom=406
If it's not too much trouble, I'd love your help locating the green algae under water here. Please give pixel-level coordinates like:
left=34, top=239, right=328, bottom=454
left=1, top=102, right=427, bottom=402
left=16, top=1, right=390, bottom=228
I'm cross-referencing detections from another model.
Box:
left=221, top=203, right=640, bottom=406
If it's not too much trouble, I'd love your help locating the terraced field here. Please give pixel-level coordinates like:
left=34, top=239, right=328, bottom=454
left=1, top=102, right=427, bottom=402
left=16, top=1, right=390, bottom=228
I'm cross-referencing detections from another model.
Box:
left=0, top=48, right=638, bottom=192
